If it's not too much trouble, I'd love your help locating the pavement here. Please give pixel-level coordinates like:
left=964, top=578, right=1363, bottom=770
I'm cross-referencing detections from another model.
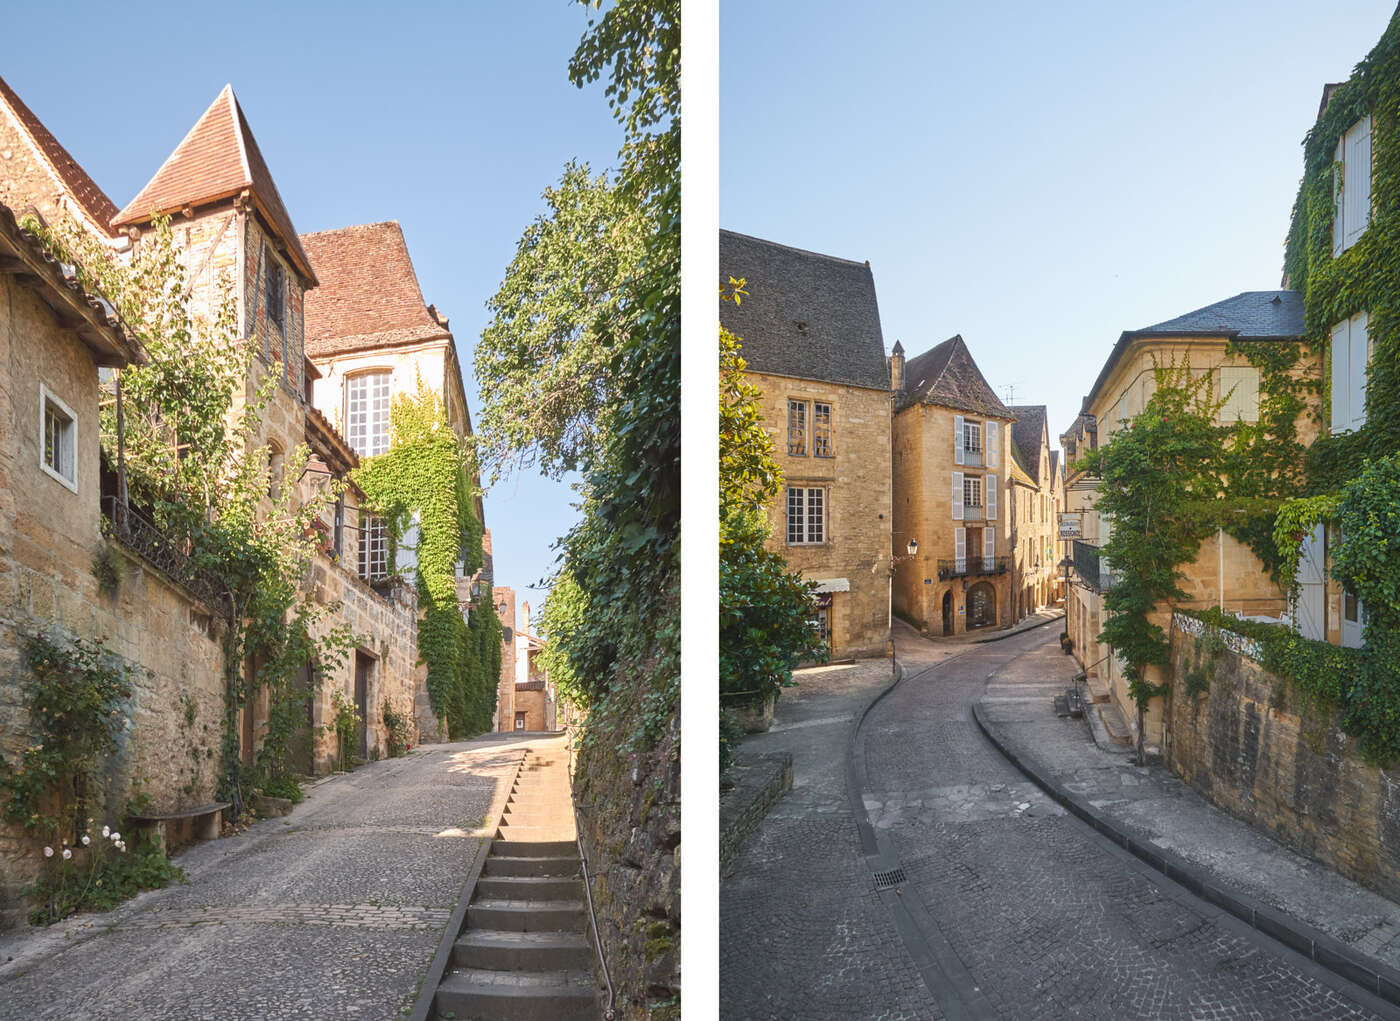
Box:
left=976, top=635, right=1400, bottom=997
left=0, top=732, right=564, bottom=1020
left=721, top=618, right=1399, bottom=1020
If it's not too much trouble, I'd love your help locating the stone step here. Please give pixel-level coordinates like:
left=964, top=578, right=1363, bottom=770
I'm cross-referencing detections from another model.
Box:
left=1085, top=674, right=1111, bottom=703
left=1097, top=701, right=1133, bottom=747
left=468, top=898, right=586, bottom=933
left=492, top=839, right=577, bottom=858
left=477, top=875, right=583, bottom=901
left=485, top=855, right=580, bottom=878
left=434, top=967, right=597, bottom=1021
left=452, top=929, right=595, bottom=972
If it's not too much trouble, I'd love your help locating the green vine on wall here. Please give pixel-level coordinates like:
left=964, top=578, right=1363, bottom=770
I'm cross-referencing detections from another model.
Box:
left=354, top=382, right=496, bottom=738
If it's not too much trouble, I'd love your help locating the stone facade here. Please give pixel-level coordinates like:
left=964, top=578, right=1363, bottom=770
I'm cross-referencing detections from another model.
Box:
left=1166, top=623, right=1400, bottom=901
left=892, top=400, right=1016, bottom=635
left=749, top=369, right=892, bottom=658
left=492, top=585, right=517, bottom=733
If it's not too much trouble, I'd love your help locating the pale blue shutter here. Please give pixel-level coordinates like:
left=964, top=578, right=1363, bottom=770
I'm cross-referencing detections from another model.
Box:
left=985, top=473, right=997, bottom=521
left=1334, top=135, right=1346, bottom=256
left=1331, top=320, right=1348, bottom=433
left=983, top=527, right=995, bottom=571
left=1345, top=116, right=1372, bottom=248
left=1350, top=311, right=1369, bottom=431
left=953, top=415, right=965, bottom=466
left=985, top=421, right=999, bottom=468
left=952, top=471, right=964, bottom=521
left=954, top=527, right=966, bottom=573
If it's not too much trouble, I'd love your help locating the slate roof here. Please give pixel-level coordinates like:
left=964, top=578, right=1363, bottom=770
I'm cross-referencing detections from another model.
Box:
left=114, top=85, right=316, bottom=283
left=897, top=335, right=1011, bottom=419
left=300, top=221, right=450, bottom=357
left=1083, top=290, right=1303, bottom=413
left=1049, top=450, right=1060, bottom=484
left=0, top=75, right=120, bottom=235
left=719, top=229, right=890, bottom=391
left=1006, top=405, right=1048, bottom=485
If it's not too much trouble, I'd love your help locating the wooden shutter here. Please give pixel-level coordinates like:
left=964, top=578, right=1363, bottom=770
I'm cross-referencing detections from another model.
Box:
left=953, top=415, right=965, bottom=465
left=985, top=421, right=999, bottom=468
left=1350, top=311, right=1369, bottom=431
left=952, top=471, right=964, bottom=520
left=983, top=527, right=995, bottom=570
left=1345, top=116, right=1372, bottom=248
left=985, top=473, right=997, bottom=521
left=954, top=526, right=966, bottom=572
left=1334, top=135, right=1346, bottom=257
left=1331, top=319, right=1349, bottom=433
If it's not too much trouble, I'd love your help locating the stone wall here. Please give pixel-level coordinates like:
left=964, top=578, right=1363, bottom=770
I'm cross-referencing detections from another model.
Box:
left=1166, top=622, right=1400, bottom=901
left=572, top=649, right=680, bottom=1019
left=0, top=277, right=227, bottom=927
left=747, top=370, right=891, bottom=658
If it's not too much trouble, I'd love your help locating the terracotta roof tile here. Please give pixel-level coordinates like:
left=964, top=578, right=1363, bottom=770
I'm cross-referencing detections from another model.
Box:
left=113, top=85, right=315, bottom=283
left=300, top=221, right=445, bottom=355
left=0, top=74, right=119, bottom=235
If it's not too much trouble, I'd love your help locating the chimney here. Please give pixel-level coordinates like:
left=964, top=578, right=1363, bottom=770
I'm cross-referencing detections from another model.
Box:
left=889, top=340, right=905, bottom=392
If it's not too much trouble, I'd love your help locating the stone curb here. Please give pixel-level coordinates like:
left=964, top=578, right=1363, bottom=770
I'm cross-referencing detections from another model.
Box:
left=719, top=751, right=793, bottom=874
left=970, top=610, right=1065, bottom=644
left=406, top=747, right=528, bottom=1021
left=971, top=702, right=1400, bottom=1010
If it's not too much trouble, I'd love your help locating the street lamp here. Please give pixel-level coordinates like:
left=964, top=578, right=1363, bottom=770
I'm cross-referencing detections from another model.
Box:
left=907, top=538, right=918, bottom=558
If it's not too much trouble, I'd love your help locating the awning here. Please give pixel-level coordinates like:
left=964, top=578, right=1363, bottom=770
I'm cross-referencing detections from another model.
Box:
left=810, top=577, right=850, bottom=593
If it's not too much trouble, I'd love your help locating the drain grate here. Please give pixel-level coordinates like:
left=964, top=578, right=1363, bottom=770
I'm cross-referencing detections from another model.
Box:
left=873, top=867, right=906, bottom=890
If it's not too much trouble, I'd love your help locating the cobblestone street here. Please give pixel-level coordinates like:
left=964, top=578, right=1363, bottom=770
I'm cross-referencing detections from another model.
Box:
left=721, top=622, right=1397, bottom=1020
left=0, top=733, right=557, bottom=1020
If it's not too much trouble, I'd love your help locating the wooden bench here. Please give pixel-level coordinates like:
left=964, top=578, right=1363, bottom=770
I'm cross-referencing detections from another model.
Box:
left=129, top=801, right=231, bottom=851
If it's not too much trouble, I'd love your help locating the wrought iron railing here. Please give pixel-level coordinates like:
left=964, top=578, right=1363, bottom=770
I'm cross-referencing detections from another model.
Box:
left=1072, top=538, right=1113, bottom=592
left=101, top=497, right=232, bottom=615
left=937, top=556, right=1010, bottom=580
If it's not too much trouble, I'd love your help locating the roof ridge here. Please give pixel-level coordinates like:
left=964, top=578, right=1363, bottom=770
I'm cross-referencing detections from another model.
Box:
left=301, top=220, right=402, bottom=238
left=719, top=227, right=871, bottom=270
left=225, top=85, right=252, bottom=186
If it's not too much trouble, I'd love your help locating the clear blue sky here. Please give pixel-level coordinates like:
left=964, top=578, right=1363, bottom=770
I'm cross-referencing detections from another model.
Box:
left=3, top=1, right=623, bottom=612
left=721, top=1, right=1396, bottom=450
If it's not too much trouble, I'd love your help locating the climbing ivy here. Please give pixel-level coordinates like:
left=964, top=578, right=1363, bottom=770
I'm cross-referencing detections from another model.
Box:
left=354, top=383, right=494, bottom=737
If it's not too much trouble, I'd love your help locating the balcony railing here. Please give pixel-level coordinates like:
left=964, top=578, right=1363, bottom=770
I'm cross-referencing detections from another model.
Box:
left=101, top=497, right=232, bottom=615
left=937, top=556, right=1010, bottom=580
left=1072, top=538, right=1113, bottom=592
left=961, top=504, right=984, bottom=521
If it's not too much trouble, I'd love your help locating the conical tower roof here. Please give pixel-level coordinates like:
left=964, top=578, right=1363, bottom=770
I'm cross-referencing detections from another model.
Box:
left=114, top=84, right=315, bottom=283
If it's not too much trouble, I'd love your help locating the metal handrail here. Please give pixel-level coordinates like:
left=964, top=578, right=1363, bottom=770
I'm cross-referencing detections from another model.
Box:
left=567, top=730, right=617, bottom=1020
left=936, top=556, right=1011, bottom=580
left=101, top=497, right=232, bottom=616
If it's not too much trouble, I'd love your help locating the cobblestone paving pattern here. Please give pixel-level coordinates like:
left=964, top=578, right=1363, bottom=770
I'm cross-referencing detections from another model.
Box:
left=863, top=625, right=1389, bottom=1020
left=0, top=734, right=553, bottom=1020
left=722, top=657, right=960, bottom=1020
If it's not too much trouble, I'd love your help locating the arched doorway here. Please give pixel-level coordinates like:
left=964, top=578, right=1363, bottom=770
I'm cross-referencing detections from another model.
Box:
left=941, top=590, right=954, bottom=635
left=968, top=581, right=997, bottom=629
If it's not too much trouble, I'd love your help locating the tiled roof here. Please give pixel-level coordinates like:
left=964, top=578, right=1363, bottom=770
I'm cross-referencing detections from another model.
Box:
left=1083, top=290, right=1303, bottom=413
left=897, top=335, right=1011, bottom=419
left=1006, top=404, right=1048, bottom=485
left=719, top=229, right=890, bottom=391
left=113, top=85, right=315, bottom=284
left=300, top=221, right=448, bottom=357
left=0, top=75, right=119, bottom=235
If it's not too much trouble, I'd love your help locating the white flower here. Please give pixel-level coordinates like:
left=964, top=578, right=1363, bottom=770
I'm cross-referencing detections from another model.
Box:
left=81, top=835, right=91, bottom=846
left=43, top=846, right=53, bottom=858
left=116, top=841, right=126, bottom=852
left=102, top=826, right=110, bottom=838
left=62, top=849, right=72, bottom=860
left=109, top=831, right=120, bottom=842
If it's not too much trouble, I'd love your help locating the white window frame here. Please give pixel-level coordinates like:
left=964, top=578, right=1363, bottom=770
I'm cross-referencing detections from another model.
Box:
left=1218, top=366, right=1260, bottom=424
left=812, top=401, right=834, bottom=458
left=786, top=486, right=826, bottom=545
left=346, top=370, right=393, bottom=458
left=38, top=383, right=78, bottom=493
left=963, top=475, right=982, bottom=509
left=359, top=515, right=390, bottom=581
left=1334, top=115, right=1372, bottom=256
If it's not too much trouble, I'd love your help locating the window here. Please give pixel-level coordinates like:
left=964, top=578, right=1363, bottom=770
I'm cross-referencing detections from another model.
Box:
left=964, top=475, right=982, bottom=509
left=1219, top=366, right=1260, bottom=423
left=267, top=444, right=284, bottom=500
left=359, top=516, right=389, bottom=580
left=333, top=494, right=345, bottom=561
left=954, top=416, right=998, bottom=468
left=39, top=385, right=77, bottom=492
left=813, top=593, right=832, bottom=648
left=1330, top=312, right=1370, bottom=434
left=265, top=252, right=286, bottom=344
left=813, top=402, right=833, bottom=457
left=1334, top=115, right=1372, bottom=256
left=786, top=487, right=825, bottom=545
left=514, top=711, right=526, bottom=731
left=963, top=420, right=982, bottom=455
left=347, top=372, right=392, bottom=457
left=787, top=400, right=807, bottom=456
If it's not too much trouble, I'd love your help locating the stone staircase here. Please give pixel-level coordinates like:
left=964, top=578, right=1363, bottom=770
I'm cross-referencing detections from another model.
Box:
left=433, top=750, right=600, bottom=1020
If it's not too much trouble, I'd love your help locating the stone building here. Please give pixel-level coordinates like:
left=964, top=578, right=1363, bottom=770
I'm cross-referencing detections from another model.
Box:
left=111, top=84, right=424, bottom=767
left=1005, top=405, right=1062, bottom=617
left=491, top=584, right=518, bottom=733
left=719, top=229, right=894, bottom=658
left=1065, top=290, right=1313, bottom=750
left=891, top=335, right=1017, bottom=635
